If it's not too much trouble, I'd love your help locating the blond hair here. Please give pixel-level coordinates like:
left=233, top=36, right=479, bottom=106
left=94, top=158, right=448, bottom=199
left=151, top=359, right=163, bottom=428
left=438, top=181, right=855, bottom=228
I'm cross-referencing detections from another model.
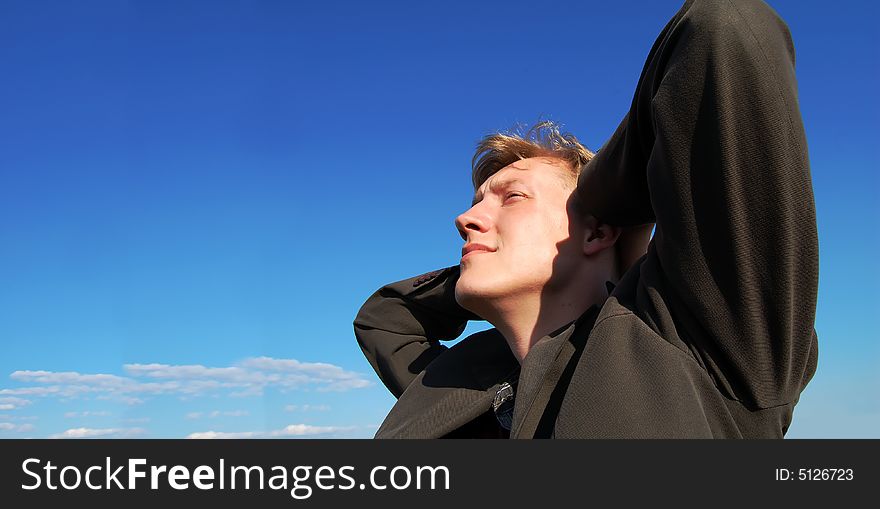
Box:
left=471, top=120, right=594, bottom=191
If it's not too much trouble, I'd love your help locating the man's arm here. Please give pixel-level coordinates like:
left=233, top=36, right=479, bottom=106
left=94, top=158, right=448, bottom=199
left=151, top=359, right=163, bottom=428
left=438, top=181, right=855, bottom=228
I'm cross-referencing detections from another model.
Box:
left=577, top=0, right=818, bottom=408
left=354, top=266, right=478, bottom=398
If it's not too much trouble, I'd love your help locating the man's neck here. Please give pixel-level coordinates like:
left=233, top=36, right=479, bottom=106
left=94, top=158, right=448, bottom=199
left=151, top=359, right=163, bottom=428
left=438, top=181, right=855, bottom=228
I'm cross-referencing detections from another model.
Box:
left=483, top=285, right=607, bottom=363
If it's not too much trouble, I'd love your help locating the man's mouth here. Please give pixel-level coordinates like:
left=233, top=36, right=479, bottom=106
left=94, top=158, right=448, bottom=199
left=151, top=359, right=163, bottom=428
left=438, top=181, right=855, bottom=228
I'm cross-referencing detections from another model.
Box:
left=461, top=243, right=496, bottom=259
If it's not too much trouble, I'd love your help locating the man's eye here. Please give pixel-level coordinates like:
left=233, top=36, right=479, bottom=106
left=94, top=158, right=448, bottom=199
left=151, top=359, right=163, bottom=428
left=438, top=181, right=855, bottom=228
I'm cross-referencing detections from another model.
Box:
left=504, top=192, right=526, bottom=203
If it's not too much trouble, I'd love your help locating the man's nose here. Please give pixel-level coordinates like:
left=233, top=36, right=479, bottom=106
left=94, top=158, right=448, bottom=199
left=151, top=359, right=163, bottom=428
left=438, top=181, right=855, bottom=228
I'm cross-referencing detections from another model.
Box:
left=455, top=206, right=489, bottom=241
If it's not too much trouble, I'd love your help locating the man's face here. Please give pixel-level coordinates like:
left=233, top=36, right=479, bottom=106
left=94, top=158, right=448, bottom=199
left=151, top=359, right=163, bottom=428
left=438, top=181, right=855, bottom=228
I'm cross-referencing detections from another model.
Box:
left=455, top=157, right=585, bottom=311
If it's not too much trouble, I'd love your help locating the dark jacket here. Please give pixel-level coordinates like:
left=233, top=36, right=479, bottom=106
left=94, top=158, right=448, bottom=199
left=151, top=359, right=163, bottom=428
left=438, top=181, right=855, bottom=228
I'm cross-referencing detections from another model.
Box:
left=354, top=0, right=818, bottom=438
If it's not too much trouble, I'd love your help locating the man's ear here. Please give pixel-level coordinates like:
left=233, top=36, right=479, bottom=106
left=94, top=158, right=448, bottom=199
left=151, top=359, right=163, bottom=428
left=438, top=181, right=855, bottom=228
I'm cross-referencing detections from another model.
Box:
left=582, top=216, right=622, bottom=256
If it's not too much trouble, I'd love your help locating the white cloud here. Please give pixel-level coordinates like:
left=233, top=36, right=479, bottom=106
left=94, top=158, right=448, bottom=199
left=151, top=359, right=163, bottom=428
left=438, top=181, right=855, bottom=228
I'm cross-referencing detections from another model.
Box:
left=319, top=379, right=372, bottom=392
left=187, top=430, right=257, bottom=439
left=64, top=410, right=111, bottom=418
left=241, top=357, right=343, bottom=376
left=0, top=356, right=371, bottom=405
left=241, top=357, right=371, bottom=392
left=12, top=371, right=131, bottom=387
left=0, top=386, right=63, bottom=396
left=124, top=364, right=252, bottom=382
left=186, top=424, right=353, bottom=439
left=0, top=422, right=35, bottom=432
left=284, top=404, right=331, bottom=412
left=49, top=427, right=145, bottom=439
left=0, top=414, right=38, bottom=421
left=212, top=410, right=248, bottom=418
left=0, top=397, right=32, bottom=410
left=186, top=410, right=250, bottom=420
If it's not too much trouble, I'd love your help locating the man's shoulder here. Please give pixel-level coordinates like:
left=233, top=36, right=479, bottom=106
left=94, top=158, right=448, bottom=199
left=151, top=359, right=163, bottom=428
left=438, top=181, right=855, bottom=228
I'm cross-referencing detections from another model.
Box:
left=421, top=327, right=516, bottom=390
left=431, top=327, right=514, bottom=370
left=448, top=327, right=510, bottom=357
left=376, top=328, right=515, bottom=439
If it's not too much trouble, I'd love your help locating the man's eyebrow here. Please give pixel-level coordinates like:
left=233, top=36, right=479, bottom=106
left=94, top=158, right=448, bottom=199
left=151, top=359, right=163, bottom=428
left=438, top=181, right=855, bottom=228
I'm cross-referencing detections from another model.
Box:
left=472, top=178, right=526, bottom=206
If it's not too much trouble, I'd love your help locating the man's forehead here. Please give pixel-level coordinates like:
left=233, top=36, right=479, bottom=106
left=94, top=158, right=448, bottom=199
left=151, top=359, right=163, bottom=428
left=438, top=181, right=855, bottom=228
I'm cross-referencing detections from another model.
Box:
left=484, top=162, right=531, bottom=184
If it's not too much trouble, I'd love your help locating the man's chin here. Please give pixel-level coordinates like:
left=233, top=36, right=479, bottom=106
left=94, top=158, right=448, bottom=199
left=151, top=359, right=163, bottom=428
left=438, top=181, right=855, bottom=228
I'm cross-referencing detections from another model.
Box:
left=454, top=281, right=504, bottom=314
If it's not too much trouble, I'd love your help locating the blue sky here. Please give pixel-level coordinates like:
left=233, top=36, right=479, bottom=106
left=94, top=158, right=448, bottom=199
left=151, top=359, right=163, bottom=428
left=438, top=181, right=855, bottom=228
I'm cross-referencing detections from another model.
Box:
left=0, top=0, right=877, bottom=439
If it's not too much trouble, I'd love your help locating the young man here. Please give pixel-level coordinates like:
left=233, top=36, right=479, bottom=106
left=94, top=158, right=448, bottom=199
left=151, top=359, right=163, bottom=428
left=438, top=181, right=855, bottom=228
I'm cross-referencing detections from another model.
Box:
left=355, top=0, right=818, bottom=438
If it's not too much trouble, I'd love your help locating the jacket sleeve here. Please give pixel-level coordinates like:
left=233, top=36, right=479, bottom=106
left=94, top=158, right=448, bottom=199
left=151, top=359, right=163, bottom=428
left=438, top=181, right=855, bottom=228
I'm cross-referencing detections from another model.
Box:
left=353, top=266, right=479, bottom=398
left=576, top=0, right=818, bottom=408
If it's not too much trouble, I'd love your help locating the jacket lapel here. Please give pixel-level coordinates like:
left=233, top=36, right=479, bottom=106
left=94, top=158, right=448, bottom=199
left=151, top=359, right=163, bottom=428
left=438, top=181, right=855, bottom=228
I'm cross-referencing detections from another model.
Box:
left=375, top=377, right=500, bottom=438
left=510, top=307, right=598, bottom=439
left=375, top=328, right=517, bottom=439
